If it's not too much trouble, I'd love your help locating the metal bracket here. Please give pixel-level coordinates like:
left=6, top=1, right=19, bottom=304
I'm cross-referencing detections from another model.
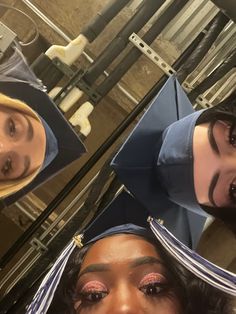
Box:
left=52, top=57, right=101, bottom=102
left=129, top=33, right=194, bottom=93
left=129, top=32, right=176, bottom=77
left=52, top=56, right=75, bottom=78
left=0, top=22, right=17, bottom=56
left=76, top=76, right=101, bottom=103
left=54, top=68, right=101, bottom=105
left=195, top=95, right=213, bottom=108
left=30, top=237, right=48, bottom=253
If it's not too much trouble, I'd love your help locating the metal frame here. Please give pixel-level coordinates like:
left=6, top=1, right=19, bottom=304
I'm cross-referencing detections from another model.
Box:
left=1, top=0, right=236, bottom=306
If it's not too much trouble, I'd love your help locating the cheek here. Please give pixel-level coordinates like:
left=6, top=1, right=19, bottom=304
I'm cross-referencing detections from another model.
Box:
left=141, top=292, right=182, bottom=314
left=28, top=119, right=46, bottom=162
left=31, top=119, right=45, bottom=143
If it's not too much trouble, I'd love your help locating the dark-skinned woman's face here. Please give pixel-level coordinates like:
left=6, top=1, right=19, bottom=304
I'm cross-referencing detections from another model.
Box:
left=73, top=234, right=182, bottom=314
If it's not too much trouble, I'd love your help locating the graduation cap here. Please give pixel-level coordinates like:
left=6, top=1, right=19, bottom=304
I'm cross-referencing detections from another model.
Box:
left=0, top=50, right=86, bottom=207
left=111, top=75, right=207, bottom=217
left=27, top=191, right=236, bottom=314
left=26, top=191, right=151, bottom=314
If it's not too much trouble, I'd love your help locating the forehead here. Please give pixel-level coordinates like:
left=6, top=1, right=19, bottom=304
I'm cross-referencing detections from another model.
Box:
left=81, top=234, right=161, bottom=267
left=0, top=102, right=37, bottom=120
left=0, top=105, right=17, bottom=114
left=0, top=104, right=26, bottom=119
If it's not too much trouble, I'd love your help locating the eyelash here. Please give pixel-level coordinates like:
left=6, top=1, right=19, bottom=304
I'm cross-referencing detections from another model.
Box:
left=77, top=274, right=167, bottom=306
left=78, top=290, right=108, bottom=303
left=8, top=118, right=16, bottom=137
left=228, top=122, right=236, bottom=148
left=1, top=157, right=13, bottom=176
left=139, top=282, right=167, bottom=296
left=229, top=183, right=236, bottom=204
left=227, top=122, right=236, bottom=204
left=78, top=281, right=167, bottom=305
left=76, top=281, right=108, bottom=304
left=1, top=118, right=17, bottom=177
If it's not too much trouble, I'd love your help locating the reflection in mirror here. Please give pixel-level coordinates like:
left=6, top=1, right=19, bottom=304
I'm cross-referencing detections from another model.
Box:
left=0, top=48, right=86, bottom=205
left=0, top=1, right=235, bottom=312
left=0, top=92, right=46, bottom=197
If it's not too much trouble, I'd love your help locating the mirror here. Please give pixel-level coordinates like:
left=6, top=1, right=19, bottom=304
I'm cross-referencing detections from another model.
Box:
left=0, top=1, right=235, bottom=312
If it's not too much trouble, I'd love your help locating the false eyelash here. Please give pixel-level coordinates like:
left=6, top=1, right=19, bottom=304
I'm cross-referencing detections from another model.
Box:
left=8, top=118, right=16, bottom=137
left=227, top=122, right=236, bottom=147
left=229, top=183, right=236, bottom=204
left=139, top=282, right=168, bottom=297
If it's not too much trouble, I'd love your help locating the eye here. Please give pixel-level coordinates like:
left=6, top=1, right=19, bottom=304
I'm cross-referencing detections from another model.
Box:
left=8, top=118, right=16, bottom=137
left=76, top=281, right=108, bottom=304
left=228, top=122, right=236, bottom=147
left=139, top=282, right=166, bottom=296
left=79, top=290, right=108, bottom=303
left=1, top=157, right=13, bottom=176
left=229, top=183, right=236, bottom=204
left=139, top=272, right=167, bottom=297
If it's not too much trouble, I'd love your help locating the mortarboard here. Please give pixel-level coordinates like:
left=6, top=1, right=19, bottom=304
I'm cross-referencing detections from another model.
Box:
left=26, top=191, right=151, bottom=314
left=111, top=75, right=207, bottom=217
left=27, top=191, right=236, bottom=314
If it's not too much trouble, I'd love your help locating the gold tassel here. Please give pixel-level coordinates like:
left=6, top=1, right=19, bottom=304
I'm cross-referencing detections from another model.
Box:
left=147, top=216, right=164, bottom=225
left=73, top=234, right=84, bottom=248
left=157, top=218, right=164, bottom=225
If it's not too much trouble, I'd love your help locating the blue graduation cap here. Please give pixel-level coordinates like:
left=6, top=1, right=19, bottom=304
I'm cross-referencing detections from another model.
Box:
left=81, top=190, right=151, bottom=244
left=27, top=191, right=236, bottom=314
left=111, top=76, right=208, bottom=248
left=0, top=81, right=86, bottom=207
left=26, top=191, right=152, bottom=314
left=111, top=76, right=206, bottom=215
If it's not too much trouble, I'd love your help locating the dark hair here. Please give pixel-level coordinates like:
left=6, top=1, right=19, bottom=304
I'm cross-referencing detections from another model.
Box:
left=47, top=234, right=233, bottom=314
left=47, top=245, right=91, bottom=314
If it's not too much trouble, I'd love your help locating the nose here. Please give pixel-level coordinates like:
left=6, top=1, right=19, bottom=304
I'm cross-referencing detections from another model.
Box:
left=0, top=136, right=29, bottom=155
left=0, top=142, right=4, bottom=150
left=110, top=284, right=144, bottom=314
left=0, top=137, right=14, bottom=153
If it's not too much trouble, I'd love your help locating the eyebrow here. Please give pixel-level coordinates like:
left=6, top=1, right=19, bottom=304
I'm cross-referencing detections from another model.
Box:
left=23, top=114, right=34, bottom=141
left=208, top=121, right=220, bottom=155
left=78, top=264, right=111, bottom=280
left=130, top=256, right=163, bottom=268
left=78, top=256, right=163, bottom=280
left=208, top=171, right=219, bottom=207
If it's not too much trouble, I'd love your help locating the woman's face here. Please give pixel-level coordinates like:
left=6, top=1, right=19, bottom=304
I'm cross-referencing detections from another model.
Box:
left=193, top=119, right=236, bottom=208
left=74, top=234, right=181, bottom=314
left=0, top=106, right=46, bottom=180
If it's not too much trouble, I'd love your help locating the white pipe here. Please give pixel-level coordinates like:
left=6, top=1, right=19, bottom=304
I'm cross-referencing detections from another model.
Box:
left=69, top=101, right=94, bottom=136
left=48, top=86, right=84, bottom=112
left=46, top=34, right=89, bottom=66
